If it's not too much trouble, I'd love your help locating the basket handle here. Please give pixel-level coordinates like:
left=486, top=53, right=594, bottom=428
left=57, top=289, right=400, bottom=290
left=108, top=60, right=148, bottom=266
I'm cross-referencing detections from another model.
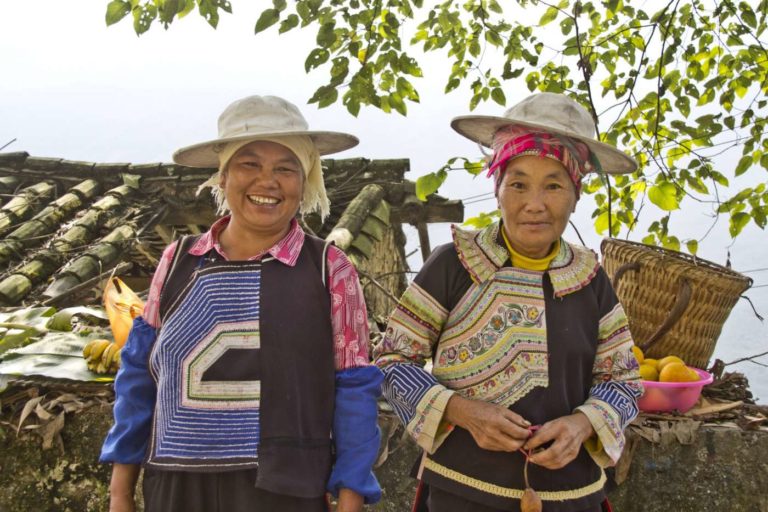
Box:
left=611, top=263, right=693, bottom=353
left=612, top=262, right=640, bottom=287
left=639, top=277, right=692, bottom=352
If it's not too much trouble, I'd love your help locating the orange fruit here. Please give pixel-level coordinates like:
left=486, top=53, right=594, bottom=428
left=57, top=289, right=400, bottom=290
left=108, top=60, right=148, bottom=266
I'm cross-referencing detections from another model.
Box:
left=631, top=346, right=644, bottom=364
left=638, top=363, right=659, bottom=381
left=657, top=355, right=685, bottom=372
left=659, top=362, right=699, bottom=382
left=643, top=358, right=658, bottom=370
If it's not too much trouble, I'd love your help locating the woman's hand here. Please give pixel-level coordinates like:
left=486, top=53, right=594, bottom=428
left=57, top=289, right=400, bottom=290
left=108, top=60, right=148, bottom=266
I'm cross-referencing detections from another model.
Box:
left=335, top=488, right=364, bottom=512
left=444, top=395, right=531, bottom=452
left=524, top=412, right=594, bottom=470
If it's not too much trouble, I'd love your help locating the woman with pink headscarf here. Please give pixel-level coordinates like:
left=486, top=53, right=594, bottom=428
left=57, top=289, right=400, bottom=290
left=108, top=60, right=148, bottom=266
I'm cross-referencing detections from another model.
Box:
left=374, top=93, right=643, bottom=512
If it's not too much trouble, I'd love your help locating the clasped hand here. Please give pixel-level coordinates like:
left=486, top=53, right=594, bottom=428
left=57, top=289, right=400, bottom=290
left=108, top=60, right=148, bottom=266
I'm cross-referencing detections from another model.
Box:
left=523, top=412, right=594, bottom=470
left=445, top=396, right=595, bottom=469
left=444, top=395, right=531, bottom=452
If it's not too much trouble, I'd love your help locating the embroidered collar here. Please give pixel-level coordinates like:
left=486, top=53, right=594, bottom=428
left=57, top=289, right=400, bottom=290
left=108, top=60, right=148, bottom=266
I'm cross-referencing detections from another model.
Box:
left=189, top=216, right=305, bottom=267
left=451, top=222, right=599, bottom=297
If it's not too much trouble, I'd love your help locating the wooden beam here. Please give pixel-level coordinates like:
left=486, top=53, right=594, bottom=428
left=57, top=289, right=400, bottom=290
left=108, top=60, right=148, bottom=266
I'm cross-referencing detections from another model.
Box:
left=326, top=184, right=385, bottom=251
left=154, top=224, right=175, bottom=245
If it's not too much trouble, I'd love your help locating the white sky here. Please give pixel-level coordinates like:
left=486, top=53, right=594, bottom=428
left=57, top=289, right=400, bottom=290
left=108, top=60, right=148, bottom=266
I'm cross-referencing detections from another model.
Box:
left=1, top=1, right=766, bottom=400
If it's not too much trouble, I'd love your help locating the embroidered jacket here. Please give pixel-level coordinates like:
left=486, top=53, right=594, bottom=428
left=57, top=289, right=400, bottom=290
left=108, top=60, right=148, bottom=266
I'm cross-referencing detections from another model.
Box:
left=374, top=222, right=642, bottom=510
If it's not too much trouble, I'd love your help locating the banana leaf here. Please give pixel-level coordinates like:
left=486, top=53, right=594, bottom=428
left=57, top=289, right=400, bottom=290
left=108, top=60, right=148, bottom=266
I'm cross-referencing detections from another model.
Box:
left=0, top=330, right=114, bottom=384
left=0, top=306, right=56, bottom=356
left=0, top=305, right=109, bottom=357
left=46, top=306, right=109, bottom=332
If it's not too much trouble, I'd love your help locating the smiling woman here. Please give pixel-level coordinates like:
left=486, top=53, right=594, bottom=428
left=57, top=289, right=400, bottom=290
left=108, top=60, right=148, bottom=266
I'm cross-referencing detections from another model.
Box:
left=99, top=95, right=384, bottom=512
left=218, top=141, right=305, bottom=259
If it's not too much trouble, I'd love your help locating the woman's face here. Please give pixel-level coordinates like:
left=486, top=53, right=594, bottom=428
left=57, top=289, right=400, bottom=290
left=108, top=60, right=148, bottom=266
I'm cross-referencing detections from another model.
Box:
left=497, top=155, right=577, bottom=259
left=221, top=140, right=304, bottom=240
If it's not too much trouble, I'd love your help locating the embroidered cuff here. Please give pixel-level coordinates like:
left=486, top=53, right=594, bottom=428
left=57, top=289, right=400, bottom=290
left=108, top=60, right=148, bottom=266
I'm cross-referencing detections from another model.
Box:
left=407, top=385, right=456, bottom=454
left=575, top=401, right=625, bottom=466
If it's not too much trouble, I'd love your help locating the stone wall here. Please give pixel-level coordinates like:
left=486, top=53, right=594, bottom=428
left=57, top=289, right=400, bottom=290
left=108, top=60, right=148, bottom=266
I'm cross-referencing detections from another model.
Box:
left=1, top=400, right=767, bottom=512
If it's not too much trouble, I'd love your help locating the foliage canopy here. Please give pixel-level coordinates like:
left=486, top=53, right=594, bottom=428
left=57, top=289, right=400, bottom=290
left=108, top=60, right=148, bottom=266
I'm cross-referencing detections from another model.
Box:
left=105, top=0, right=768, bottom=251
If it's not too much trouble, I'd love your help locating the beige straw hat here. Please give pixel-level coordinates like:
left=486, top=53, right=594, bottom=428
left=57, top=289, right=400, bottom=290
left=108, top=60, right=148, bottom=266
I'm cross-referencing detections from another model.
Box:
left=174, top=95, right=359, bottom=167
left=451, top=92, right=637, bottom=174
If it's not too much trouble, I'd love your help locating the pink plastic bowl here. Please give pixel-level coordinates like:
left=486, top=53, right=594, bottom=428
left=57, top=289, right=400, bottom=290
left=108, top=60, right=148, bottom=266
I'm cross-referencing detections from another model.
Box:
left=638, top=367, right=714, bottom=413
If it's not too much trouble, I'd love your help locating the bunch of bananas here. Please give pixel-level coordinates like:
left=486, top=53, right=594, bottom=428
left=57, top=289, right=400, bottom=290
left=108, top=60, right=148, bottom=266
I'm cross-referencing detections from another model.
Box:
left=83, top=338, right=121, bottom=374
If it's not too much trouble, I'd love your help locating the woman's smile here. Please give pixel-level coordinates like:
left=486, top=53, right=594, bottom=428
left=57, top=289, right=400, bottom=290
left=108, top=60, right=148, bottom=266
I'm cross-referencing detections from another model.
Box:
left=246, top=194, right=280, bottom=206
left=219, top=140, right=304, bottom=254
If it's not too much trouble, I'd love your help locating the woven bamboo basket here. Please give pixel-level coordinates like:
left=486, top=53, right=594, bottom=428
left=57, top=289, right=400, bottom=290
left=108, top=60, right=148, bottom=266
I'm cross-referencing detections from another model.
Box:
left=601, top=238, right=752, bottom=369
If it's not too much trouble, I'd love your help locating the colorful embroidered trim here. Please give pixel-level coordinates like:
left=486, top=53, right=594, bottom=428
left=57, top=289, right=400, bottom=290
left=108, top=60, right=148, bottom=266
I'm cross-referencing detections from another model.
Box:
left=423, top=457, right=607, bottom=501
left=432, top=270, right=549, bottom=406
left=452, top=222, right=599, bottom=297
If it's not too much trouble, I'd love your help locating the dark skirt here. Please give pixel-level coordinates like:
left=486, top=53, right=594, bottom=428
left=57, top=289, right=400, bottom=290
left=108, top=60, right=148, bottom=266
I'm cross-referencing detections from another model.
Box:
left=143, top=468, right=329, bottom=512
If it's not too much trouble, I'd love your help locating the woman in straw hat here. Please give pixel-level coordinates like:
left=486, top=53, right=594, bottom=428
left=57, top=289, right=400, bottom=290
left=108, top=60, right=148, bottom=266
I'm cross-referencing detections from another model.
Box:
left=374, top=92, right=643, bottom=511
left=100, top=95, right=382, bottom=512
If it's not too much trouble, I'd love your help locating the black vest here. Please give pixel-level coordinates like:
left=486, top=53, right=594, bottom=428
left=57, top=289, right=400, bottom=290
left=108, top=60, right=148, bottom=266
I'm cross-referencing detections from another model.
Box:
left=154, top=234, right=336, bottom=498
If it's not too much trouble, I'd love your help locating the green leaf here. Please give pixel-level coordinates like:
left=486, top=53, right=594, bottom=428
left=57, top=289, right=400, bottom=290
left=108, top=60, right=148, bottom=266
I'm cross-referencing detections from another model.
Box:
left=594, top=211, right=610, bottom=234
left=729, top=212, right=750, bottom=237
left=734, top=155, right=752, bottom=177
left=0, top=331, right=116, bottom=383
left=0, top=306, right=56, bottom=357
left=304, top=48, right=330, bottom=71
left=463, top=159, right=484, bottom=176
left=540, top=6, right=559, bottom=25
left=661, top=235, right=681, bottom=252
left=178, top=0, right=196, bottom=18
left=279, top=14, right=299, bottom=33
left=648, top=182, right=680, bottom=211
left=741, top=7, right=757, bottom=29
left=560, top=16, right=574, bottom=35
left=485, top=30, right=503, bottom=47
left=132, top=5, right=157, bottom=35
left=343, top=94, right=361, bottom=117
left=105, top=0, right=131, bottom=26
left=255, top=8, right=280, bottom=34
left=491, top=87, right=506, bottom=106
left=463, top=210, right=501, bottom=229
left=686, top=239, right=698, bottom=255
left=317, top=21, right=336, bottom=47
left=415, top=169, right=448, bottom=201
left=46, top=306, right=107, bottom=332
left=308, top=85, right=338, bottom=108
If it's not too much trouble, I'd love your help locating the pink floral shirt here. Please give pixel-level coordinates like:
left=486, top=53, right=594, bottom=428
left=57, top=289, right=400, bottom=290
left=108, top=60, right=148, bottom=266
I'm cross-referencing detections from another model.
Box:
left=142, top=217, right=370, bottom=370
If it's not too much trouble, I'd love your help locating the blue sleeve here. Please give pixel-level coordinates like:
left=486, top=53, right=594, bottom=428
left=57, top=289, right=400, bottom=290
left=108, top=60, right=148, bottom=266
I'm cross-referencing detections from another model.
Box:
left=588, top=380, right=642, bottom=429
left=327, top=365, right=384, bottom=504
left=380, top=361, right=441, bottom=426
left=100, top=317, right=157, bottom=464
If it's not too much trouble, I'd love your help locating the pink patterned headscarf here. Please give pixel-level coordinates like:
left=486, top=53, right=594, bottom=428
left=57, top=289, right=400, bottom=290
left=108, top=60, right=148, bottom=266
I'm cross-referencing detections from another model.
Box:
left=488, top=126, right=601, bottom=198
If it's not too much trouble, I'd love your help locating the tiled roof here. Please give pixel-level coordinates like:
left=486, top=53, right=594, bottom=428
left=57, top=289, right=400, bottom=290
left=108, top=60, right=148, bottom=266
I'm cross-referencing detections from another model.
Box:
left=0, top=152, right=463, bottom=308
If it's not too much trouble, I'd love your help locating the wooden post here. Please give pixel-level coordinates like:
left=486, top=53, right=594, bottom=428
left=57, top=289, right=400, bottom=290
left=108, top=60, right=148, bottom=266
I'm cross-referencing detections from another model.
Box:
left=417, top=222, right=431, bottom=262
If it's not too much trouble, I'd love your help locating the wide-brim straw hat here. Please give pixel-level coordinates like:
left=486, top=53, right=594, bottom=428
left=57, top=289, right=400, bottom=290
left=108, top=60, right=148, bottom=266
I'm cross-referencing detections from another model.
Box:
left=451, top=92, right=637, bottom=174
left=174, top=95, right=359, bottom=167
